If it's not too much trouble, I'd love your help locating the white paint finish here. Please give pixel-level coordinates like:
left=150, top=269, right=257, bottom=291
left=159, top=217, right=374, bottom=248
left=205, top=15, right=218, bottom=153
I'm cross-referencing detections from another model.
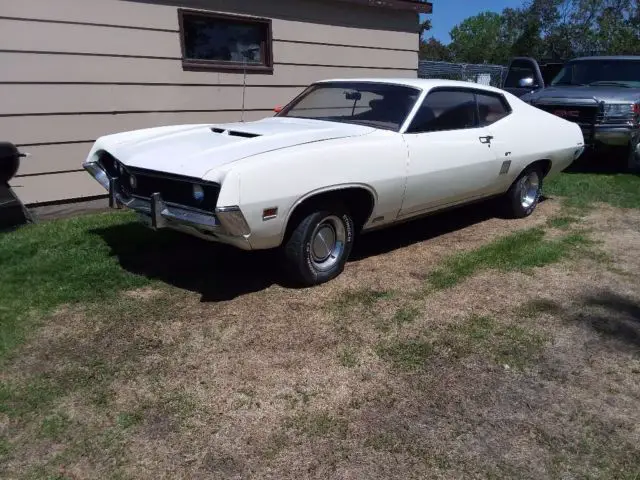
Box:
left=82, top=78, right=584, bottom=250
left=227, top=131, right=408, bottom=249
left=89, top=117, right=375, bottom=179
left=10, top=171, right=107, bottom=205
left=400, top=127, right=503, bottom=216
left=0, top=84, right=305, bottom=115
left=0, top=52, right=415, bottom=85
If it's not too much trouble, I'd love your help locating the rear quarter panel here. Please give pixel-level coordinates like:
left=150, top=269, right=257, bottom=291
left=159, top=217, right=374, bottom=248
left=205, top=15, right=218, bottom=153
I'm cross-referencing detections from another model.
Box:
left=488, top=93, right=584, bottom=190
left=214, top=131, right=408, bottom=250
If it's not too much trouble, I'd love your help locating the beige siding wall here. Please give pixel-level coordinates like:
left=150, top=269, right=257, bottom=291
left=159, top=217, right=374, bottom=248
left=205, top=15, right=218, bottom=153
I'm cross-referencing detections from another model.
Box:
left=2, top=0, right=419, bottom=205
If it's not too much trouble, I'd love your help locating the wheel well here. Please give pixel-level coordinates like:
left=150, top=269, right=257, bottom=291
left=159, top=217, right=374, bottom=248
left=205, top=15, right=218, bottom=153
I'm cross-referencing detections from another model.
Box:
left=528, top=159, right=552, bottom=177
left=285, top=188, right=375, bottom=236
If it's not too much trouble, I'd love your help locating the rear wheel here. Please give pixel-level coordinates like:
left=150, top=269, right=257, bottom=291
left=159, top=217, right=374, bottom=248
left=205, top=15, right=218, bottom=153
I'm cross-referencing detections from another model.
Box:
left=504, top=166, right=543, bottom=218
left=283, top=206, right=355, bottom=286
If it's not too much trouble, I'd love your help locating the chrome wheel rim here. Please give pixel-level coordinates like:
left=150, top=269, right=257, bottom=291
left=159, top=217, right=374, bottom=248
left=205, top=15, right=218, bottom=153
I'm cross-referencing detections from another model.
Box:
left=519, top=171, right=540, bottom=209
left=310, top=215, right=346, bottom=271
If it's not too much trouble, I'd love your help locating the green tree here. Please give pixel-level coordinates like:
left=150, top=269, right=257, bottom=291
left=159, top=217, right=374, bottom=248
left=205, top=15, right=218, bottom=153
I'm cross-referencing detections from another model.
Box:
left=448, top=0, right=639, bottom=64
left=419, top=36, right=453, bottom=61
left=449, top=12, right=510, bottom=64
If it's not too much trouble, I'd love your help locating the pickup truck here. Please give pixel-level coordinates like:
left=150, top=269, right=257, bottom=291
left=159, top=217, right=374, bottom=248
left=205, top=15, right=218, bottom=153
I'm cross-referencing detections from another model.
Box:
left=502, top=56, right=640, bottom=170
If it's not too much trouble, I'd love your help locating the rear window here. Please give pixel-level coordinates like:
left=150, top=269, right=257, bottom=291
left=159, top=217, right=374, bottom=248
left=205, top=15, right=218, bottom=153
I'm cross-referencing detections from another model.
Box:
left=476, top=92, right=511, bottom=126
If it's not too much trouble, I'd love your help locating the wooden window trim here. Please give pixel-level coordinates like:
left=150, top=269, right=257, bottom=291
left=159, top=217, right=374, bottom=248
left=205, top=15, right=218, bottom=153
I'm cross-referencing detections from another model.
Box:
left=178, top=8, right=273, bottom=74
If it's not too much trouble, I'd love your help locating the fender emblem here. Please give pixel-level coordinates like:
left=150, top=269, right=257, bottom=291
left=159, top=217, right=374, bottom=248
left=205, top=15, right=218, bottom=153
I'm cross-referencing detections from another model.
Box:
left=499, top=160, right=511, bottom=175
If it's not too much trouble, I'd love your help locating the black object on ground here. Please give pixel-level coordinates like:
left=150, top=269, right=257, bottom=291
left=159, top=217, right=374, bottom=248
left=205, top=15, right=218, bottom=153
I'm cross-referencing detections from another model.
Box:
left=0, top=142, right=32, bottom=230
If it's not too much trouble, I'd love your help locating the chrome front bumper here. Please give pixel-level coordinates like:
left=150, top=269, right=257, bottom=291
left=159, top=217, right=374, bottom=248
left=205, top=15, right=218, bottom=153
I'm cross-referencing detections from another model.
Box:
left=83, top=161, right=252, bottom=248
left=591, top=125, right=639, bottom=148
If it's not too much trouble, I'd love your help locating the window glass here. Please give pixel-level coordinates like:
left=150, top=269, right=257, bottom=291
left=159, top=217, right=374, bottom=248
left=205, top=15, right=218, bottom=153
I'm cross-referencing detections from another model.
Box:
left=550, top=60, right=640, bottom=87
left=280, top=82, right=420, bottom=132
left=476, top=92, right=510, bottom=125
left=180, top=10, right=271, bottom=71
left=407, top=90, right=477, bottom=133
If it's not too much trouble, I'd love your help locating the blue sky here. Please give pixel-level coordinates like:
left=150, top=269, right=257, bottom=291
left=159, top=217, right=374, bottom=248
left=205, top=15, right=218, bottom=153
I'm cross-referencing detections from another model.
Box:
left=424, top=0, right=526, bottom=44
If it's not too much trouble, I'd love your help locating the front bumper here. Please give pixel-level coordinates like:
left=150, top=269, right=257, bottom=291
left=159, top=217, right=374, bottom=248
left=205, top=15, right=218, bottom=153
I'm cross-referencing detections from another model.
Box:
left=589, top=125, right=639, bottom=148
left=83, top=161, right=252, bottom=249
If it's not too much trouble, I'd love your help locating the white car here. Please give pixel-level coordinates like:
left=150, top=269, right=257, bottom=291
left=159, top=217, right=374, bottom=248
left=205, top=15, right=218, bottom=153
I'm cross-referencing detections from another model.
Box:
left=83, top=79, right=584, bottom=285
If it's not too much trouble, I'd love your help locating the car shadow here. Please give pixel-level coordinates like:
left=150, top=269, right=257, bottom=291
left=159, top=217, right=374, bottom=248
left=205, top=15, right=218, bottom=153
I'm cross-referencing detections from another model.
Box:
left=565, top=149, right=636, bottom=175
left=93, top=199, right=504, bottom=302
left=350, top=198, right=502, bottom=260
left=92, top=222, right=284, bottom=302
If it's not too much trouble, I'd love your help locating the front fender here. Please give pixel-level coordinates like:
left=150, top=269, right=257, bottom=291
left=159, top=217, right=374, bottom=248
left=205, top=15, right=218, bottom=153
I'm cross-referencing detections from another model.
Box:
left=226, top=133, right=407, bottom=250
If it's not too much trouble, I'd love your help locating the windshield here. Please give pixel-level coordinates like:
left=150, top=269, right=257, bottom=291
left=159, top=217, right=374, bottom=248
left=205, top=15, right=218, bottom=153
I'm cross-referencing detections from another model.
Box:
left=550, top=59, right=640, bottom=87
left=278, top=82, right=421, bottom=131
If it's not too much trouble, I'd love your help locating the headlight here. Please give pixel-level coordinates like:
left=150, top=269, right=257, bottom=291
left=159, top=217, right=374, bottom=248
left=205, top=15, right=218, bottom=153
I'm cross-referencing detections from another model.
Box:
left=602, top=103, right=634, bottom=124
left=192, top=184, right=205, bottom=203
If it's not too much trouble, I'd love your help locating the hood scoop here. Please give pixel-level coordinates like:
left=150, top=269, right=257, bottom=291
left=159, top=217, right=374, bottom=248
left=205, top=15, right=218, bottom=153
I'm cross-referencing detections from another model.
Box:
left=211, top=127, right=261, bottom=139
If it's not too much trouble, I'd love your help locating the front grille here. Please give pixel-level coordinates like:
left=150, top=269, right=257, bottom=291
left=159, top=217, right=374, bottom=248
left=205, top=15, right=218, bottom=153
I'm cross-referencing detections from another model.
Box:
left=535, top=104, right=600, bottom=126
left=98, top=152, right=220, bottom=211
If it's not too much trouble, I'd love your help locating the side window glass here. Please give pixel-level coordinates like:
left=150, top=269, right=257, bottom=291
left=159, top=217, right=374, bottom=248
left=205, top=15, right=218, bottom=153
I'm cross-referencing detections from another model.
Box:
left=407, top=90, right=477, bottom=133
left=476, top=92, right=511, bottom=126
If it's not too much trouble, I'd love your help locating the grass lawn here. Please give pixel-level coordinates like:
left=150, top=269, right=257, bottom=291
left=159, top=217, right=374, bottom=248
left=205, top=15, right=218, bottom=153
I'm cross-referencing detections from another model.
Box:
left=1, top=171, right=640, bottom=479
left=0, top=212, right=156, bottom=359
left=545, top=171, right=640, bottom=209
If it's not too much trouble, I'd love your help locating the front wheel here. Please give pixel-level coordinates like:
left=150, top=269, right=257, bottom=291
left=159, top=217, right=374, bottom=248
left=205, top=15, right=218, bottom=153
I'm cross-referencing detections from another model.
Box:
left=504, top=166, right=543, bottom=218
left=283, top=206, right=355, bottom=286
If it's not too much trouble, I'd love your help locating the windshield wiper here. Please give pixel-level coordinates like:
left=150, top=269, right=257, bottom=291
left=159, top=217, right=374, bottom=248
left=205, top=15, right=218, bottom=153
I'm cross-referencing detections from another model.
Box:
left=588, top=81, right=632, bottom=88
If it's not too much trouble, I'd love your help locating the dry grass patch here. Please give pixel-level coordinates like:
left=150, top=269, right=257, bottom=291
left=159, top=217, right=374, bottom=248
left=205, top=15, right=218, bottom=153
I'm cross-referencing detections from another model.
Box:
left=2, top=197, right=640, bottom=479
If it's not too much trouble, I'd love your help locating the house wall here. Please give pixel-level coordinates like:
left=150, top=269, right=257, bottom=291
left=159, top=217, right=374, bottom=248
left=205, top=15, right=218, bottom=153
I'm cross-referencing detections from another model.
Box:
left=2, top=0, right=419, bottom=205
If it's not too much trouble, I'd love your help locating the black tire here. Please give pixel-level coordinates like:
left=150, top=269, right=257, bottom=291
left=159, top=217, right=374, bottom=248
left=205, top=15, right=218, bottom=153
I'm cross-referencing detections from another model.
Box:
left=504, top=166, right=544, bottom=218
left=625, top=141, right=640, bottom=173
left=283, top=205, right=355, bottom=286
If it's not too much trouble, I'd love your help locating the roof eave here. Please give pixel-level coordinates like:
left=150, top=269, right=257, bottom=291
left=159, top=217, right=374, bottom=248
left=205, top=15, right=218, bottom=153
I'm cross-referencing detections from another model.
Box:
left=337, top=0, right=433, bottom=14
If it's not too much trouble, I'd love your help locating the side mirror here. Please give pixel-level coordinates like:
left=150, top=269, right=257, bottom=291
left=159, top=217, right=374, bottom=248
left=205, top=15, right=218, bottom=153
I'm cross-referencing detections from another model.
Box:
left=518, top=77, right=536, bottom=88
left=274, top=105, right=283, bottom=113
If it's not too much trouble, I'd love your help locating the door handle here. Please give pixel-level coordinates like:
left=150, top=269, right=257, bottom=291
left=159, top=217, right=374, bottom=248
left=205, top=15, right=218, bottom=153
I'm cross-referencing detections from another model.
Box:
left=479, top=135, right=494, bottom=144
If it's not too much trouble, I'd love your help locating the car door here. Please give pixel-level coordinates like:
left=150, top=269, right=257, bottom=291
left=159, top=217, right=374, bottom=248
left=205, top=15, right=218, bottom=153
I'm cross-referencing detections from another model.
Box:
left=399, top=88, right=504, bottom=218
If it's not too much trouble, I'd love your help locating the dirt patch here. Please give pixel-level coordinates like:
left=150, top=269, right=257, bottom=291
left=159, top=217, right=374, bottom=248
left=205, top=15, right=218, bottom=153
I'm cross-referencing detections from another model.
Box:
left=2, top=199, right=640, bottom=479
left=122, top=287, right=164, bottom=301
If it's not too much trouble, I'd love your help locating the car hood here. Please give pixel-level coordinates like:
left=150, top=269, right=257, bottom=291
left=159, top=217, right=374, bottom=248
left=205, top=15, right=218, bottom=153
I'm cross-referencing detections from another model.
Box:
left=94, top=117, right=375, bottom=178
left=523, top=85, right=640, bottom=104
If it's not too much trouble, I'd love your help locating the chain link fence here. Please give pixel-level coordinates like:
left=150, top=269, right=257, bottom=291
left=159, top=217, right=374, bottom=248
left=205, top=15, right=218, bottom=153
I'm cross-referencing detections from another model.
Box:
left=419, top=60, right=508, bottom=88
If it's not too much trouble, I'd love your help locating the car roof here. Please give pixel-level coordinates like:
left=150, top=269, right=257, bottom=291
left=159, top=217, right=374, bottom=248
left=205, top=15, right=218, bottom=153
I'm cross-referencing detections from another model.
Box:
left=313, top=78, right=508, bottom=95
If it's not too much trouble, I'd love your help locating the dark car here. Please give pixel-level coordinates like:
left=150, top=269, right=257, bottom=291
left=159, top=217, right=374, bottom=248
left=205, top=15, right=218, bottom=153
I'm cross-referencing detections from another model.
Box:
left=502, top=56, right=640, bottom=170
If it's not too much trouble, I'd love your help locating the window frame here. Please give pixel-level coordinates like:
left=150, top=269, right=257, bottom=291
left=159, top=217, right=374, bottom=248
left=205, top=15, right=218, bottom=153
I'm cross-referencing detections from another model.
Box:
left=178, top=8, right=274, bottom=74
left=404, top=87, right=512, bottom=134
